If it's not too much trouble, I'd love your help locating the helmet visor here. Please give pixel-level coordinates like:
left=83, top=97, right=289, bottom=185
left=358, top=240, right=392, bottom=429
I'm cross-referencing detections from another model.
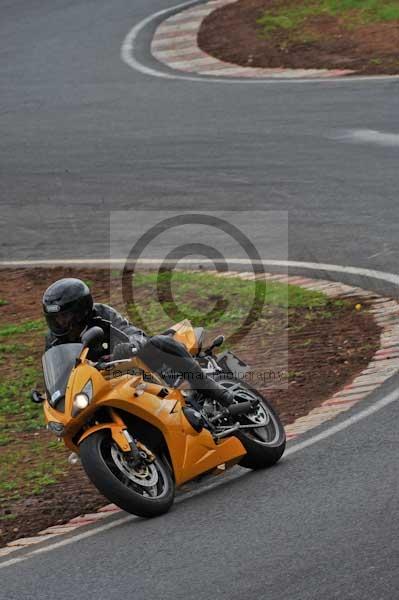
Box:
left=45, top=310, right=76, bottom=337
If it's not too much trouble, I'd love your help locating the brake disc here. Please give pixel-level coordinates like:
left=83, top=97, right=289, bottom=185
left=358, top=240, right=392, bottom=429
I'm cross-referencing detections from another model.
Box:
left=111, top=444, right=159, bottom=487
left=245, top=401, right=270, bottom=427
left=231, top=387, right=271, bottom=427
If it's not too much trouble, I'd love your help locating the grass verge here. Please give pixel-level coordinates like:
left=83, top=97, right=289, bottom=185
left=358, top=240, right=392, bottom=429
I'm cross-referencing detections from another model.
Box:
left=127, top=271, right=330, bottom=335
left=0, top=269, right=372, bottom=541
left=257, top=0, right=399, bottom=36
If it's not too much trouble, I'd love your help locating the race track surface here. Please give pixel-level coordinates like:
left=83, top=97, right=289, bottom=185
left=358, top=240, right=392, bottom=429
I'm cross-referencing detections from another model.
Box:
left=1, top=0, right=398, bottom=272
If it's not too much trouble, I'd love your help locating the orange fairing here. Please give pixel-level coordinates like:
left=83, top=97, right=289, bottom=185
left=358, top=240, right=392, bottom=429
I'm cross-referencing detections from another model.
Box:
left=78, top=423, right=131, bottom=452
left=171, top=319, right=199, bottom=354
left=43, top=323, right=247, bottom=488
left=84, top=376, right=246, bottom=486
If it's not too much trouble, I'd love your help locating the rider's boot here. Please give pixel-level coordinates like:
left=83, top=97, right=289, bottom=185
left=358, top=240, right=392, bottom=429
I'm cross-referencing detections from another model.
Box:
left=179, top=358, right=235, bottom=407
left=136, top=335, right=235, bottom=407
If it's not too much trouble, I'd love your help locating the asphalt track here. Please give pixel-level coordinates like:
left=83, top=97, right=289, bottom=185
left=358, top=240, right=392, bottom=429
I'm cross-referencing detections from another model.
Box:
left=1, top=0, right=399, bottom=598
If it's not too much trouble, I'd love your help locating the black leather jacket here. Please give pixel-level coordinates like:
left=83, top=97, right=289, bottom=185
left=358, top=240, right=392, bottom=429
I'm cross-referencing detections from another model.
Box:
left=45, top=303, right=148, bottom=361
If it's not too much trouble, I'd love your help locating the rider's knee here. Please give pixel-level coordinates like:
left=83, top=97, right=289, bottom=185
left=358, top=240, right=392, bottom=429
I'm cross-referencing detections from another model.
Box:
left=149, top=335, right=190, bottom=358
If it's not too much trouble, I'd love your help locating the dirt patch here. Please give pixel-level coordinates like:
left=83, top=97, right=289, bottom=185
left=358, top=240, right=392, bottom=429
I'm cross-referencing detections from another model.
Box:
left=0, top=268, right=112, bottom=324
left=0, top=456, right=106, bottom=546
left=0, top=268, right=381, bottom=546
left=198, top=0, right=399, bottom=75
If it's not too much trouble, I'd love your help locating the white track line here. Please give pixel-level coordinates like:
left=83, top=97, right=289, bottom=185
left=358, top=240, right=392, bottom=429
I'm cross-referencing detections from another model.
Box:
left=1, top=258, right=399, bottom=288
left=0, top=259, right=398, bottom=568
left=285, top=387, right=399, bottom=455
left=120, top=0, right=399, bottom=84
left=337, top=129, right=399, bottom=147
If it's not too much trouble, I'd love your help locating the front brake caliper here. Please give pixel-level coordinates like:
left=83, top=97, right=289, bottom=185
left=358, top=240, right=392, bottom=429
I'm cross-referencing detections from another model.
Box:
left=122, top=430, right=155, bottom=464
left=136, top=440, right=156, bottom=463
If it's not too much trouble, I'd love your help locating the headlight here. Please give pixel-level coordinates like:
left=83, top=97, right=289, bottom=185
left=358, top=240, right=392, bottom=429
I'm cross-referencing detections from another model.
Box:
left=74, top=393, right=89, bottom=410
left=72, top=379, right=93, bottom=416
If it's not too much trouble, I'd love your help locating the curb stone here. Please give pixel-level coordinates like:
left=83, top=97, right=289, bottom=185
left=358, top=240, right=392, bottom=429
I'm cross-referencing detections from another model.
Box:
left=1, top=271, right=398, bottom=554
left=151, top=0, right=355, bottom=78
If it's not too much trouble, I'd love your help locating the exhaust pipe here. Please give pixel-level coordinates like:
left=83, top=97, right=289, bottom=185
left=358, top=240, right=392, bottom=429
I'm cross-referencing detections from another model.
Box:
left=227, top=400, right=256, bottom=417
left=214, top=423, right=240, bottom=439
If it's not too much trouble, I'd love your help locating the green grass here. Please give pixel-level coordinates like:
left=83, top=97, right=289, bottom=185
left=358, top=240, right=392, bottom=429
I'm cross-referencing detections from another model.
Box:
left=0, top=299, right=8, bottom=306
left=0, top=513, right=17, bottom=522
left=0, top=343, right=24, bottom=354
left=127, top=271, right=332, bottom=335
left=257, top=0, right=399, bottom=35
left=0, top=320, right=45, bottom=339
left=0, top=441, right=66, bottom=508
left=0, top=432, right=12, bottom=446
left=0, top=366, right=44, bottom=432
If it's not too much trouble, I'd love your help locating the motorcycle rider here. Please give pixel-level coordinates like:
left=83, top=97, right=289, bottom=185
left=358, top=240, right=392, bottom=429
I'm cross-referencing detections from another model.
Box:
left=42, top=278, right=235, bottom=406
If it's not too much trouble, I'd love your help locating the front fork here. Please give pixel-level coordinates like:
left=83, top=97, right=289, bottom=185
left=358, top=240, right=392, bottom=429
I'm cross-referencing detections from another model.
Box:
left=109, top=409, right=155, bottom=465
left=76, top=408, right=155, bottom=464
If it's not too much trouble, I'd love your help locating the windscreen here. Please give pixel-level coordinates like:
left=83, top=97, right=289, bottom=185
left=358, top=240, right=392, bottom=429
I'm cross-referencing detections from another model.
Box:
left=42, top=343, right=83, bottom=410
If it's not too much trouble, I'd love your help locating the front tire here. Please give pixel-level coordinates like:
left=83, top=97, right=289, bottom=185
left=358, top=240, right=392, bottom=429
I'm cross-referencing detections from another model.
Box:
left=80, top=430, right=175, bottom=518
left=213, top=375, right=286, bottom=470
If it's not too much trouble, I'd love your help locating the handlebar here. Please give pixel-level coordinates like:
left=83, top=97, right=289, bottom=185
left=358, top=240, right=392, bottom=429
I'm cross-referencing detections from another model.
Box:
left=159, top=329, right=176, bottom=337
left=94, top=347, right=139, bottom=371
left=95, top=357, right=134, bottom=370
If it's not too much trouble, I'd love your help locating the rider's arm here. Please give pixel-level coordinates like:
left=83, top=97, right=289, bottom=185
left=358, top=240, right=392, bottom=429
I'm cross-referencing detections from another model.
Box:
left=93, top=303, right=148, bottom=351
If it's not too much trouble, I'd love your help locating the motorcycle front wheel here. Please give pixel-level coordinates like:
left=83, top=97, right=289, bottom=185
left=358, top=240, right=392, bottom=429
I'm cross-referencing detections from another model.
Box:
left=80, top=430, right=175, bottom=518
left=213, top=374, right=286, bottom=470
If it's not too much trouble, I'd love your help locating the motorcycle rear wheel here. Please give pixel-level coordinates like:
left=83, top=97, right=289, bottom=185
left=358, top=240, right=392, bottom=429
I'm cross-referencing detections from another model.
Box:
left=213, top=374, right=286, bottom=470
left=80, top=430, right=175, bottom=518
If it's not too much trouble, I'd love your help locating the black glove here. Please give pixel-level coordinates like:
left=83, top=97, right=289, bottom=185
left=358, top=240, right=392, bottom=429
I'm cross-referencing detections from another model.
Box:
left=111, top=342, right=136, bottom=361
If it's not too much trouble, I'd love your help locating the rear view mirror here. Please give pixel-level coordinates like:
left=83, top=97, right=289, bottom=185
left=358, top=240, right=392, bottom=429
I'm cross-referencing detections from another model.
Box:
left=209, top=335, right=225, bottom=350
left=81, top=326, right=104, bottom=348
left=204, top=335, right=225, bottom=355
left=31, top=389, right=45, bottom=404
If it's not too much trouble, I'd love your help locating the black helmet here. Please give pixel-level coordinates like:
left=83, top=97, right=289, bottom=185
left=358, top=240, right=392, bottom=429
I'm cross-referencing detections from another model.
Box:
left=43, top=278, right=93, bottom=338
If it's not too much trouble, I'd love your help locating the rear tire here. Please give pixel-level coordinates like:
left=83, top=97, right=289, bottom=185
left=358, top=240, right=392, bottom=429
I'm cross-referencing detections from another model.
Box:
left=213, top=375, right=286, bottom=470
left=80, top=430, right=175, bottom=518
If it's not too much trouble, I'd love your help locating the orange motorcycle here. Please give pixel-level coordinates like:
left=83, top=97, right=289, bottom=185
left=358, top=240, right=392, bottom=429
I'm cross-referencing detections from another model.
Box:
left=32, top=319, right=285, bottom=518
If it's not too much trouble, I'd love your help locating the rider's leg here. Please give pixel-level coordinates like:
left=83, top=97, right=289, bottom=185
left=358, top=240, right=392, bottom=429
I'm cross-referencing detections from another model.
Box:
left=136, top=335, right=234, bottom=407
